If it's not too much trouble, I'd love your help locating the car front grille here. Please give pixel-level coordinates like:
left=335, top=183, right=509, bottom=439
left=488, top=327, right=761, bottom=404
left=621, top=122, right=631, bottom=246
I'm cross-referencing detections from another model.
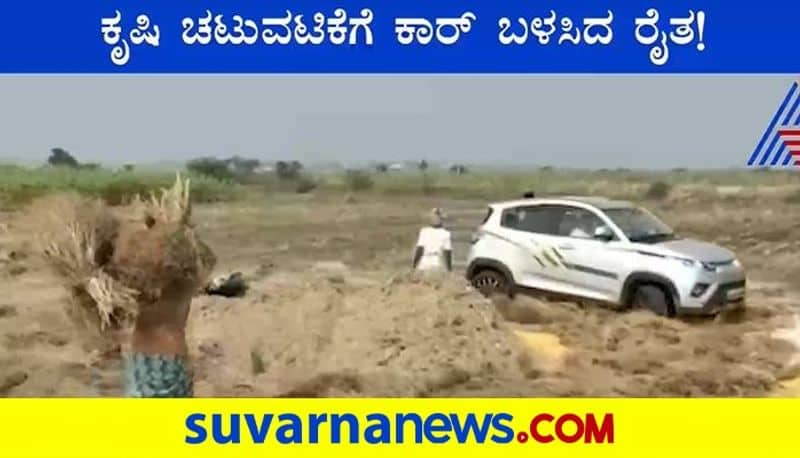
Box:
left=703, top=279, right=746, bottom=308
left=722, top=279, right=746, bottom=289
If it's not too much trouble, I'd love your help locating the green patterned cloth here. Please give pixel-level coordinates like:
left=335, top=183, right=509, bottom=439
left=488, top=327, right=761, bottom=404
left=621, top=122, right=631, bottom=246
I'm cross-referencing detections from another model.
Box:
left=123, top=353, right=193, bottom=398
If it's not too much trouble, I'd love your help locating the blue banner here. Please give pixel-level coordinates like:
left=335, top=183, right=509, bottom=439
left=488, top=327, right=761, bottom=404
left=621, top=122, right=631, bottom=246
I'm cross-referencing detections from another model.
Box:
left=0, top=0, right=796, bottom=73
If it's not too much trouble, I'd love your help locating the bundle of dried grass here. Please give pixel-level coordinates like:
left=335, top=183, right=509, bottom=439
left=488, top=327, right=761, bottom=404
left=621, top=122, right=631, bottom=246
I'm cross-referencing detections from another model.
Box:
left=29, top=175, right=216, bottom=340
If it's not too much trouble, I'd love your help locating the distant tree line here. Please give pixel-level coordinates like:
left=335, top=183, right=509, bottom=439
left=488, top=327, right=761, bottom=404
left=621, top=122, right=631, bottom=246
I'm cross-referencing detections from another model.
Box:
left=185, top=156, right=261, bottom=181
left=372, top=160, right=469, bottom=175
left=274, top=160, right=304, bottom=180
left=185, top=156, right=317, bottom=193
left=46, top=147, right=101, bottom=170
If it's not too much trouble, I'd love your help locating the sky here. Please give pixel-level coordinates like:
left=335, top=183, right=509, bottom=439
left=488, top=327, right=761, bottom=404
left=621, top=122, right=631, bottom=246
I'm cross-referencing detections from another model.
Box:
left=0, top=75, right=793, bottom=169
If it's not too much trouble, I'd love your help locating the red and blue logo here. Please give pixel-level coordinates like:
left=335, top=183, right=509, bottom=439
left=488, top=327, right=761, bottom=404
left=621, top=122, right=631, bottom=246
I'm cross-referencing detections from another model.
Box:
left=748, top=80, right=800, bottom=168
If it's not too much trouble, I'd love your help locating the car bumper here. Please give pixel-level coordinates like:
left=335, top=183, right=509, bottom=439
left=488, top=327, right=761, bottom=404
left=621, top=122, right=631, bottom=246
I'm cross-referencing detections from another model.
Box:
left=677, top=279, right=746, bottom=315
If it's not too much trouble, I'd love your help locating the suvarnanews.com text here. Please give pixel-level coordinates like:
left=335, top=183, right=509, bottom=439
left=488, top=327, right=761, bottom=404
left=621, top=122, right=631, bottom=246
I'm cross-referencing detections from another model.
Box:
left=185, top=412, right=614, bottom=445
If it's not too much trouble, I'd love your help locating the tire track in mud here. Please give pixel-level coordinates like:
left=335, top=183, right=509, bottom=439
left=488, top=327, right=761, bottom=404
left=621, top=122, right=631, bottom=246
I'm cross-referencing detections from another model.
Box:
left=494, top=286, right=800, bottom=397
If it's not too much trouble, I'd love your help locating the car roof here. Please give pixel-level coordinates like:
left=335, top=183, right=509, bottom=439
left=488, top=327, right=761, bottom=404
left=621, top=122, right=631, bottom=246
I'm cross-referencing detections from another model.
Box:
left=489, top=195, right=634, bottom=210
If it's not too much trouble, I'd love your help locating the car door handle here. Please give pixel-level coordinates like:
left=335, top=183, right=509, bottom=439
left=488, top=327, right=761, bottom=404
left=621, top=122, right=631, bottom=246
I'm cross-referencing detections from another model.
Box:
left=557, top=244, right=574, bottom=250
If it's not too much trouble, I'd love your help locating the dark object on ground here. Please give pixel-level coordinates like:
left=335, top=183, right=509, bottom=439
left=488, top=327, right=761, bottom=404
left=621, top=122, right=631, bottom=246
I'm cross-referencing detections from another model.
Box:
left=0, top=371, right=28, bottom=396
left=523, top=191, right=535, bottom=198
left=0, top=305, right=16, bottom=318
left=205, top=272, right=249, bottom=298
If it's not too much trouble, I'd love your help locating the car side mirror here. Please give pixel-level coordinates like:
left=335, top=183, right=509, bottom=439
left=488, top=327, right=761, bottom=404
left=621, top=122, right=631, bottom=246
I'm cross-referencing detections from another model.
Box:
left=593, top=226, right=614, bottom=241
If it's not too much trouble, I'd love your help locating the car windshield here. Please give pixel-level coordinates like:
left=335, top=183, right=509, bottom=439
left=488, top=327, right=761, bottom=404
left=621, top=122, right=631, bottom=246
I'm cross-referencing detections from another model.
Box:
left=603, top=207, right=675, bottom=243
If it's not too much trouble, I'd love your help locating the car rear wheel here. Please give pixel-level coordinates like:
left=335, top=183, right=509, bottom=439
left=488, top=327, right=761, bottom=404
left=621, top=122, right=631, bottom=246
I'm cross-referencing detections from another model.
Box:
left=633, top=285, right=674, bottom=317
left=471, top=269, right=511, bottom=298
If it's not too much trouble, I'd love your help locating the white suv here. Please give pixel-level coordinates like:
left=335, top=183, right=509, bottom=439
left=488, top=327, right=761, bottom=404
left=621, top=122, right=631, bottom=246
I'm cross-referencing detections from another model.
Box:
left=465, top=196, right=746, bottom=316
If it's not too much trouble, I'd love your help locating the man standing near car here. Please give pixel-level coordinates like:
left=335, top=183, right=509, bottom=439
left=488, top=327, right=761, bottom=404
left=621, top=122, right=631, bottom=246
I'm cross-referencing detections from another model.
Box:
left=412, top=207, right=453, bottom=273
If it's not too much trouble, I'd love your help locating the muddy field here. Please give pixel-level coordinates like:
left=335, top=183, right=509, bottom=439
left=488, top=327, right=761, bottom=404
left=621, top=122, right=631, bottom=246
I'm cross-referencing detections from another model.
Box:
left=1, top=185, right=800, bottom=397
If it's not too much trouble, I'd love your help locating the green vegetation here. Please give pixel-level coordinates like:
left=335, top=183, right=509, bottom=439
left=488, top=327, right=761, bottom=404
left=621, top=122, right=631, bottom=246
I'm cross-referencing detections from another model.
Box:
left=0, top=164, right=241, bottom=208
left=344, top=169, right=374, bottom=192
left=186, top=157, right=237, bottom=182
left=317, top=168, right=800, bottom=201
left=293, top=175, right=318, bottom=194
left=644, top=181, right=672, bottom=200
left=2, top=147, right=799, bottom=210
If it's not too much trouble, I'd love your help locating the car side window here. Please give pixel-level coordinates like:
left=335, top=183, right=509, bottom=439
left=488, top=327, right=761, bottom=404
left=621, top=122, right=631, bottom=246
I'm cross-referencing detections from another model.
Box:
left=501, top=205, right=567, bottom=235
left=557, top=208, right=610, bottom=239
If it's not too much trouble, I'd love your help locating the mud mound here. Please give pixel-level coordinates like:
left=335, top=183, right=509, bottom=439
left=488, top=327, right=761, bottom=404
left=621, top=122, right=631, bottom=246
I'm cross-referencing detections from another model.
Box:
left=504, top=294, right=799, bottom=396
left=492, top=294, right=580, bottom=324
left=189, top=272, right=531, bottom=396
left=4, top=262, right=796, bottom=397
left=183, top=274, right=800, bottom=397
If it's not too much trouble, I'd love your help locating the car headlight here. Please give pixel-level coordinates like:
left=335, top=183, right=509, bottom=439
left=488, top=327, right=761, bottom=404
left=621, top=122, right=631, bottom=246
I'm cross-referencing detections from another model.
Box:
left=667, top=256, right=698, bottom=268
left=732, top=258, right=742, bottom=267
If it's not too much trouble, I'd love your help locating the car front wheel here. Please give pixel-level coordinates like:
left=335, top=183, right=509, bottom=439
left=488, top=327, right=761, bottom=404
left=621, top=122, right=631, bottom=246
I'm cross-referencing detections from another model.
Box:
left=470, top=269, right=511, bottom=297
left=633, top=284, right=674, bottom=317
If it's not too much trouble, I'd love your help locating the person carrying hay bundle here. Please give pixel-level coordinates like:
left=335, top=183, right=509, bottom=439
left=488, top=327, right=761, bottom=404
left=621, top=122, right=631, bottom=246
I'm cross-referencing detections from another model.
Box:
left=412, top=207, right=453, bottom=273
left=31, top=174, right=216, bottom=397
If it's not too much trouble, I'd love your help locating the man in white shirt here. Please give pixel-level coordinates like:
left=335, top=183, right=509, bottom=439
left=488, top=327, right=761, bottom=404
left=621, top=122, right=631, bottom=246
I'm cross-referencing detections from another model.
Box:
left=412, top=208, right=453, bottom=272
